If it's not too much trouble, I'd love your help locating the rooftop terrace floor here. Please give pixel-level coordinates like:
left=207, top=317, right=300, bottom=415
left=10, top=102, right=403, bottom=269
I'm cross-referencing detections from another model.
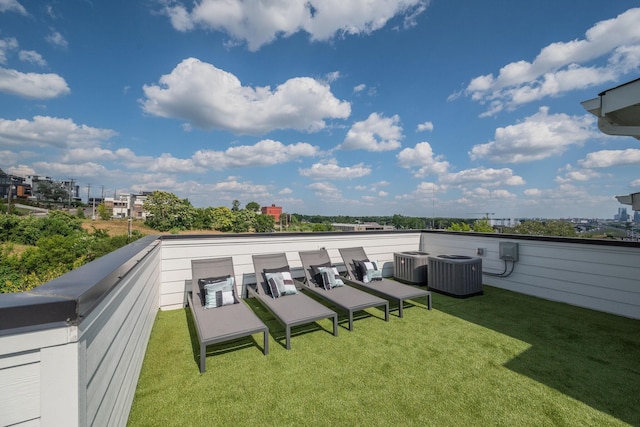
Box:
left=128, top=285, right=640, bottom=426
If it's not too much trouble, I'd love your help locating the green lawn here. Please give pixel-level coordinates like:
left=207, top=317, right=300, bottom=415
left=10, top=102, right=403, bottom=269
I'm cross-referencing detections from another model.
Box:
left=129, top=286, right=640, bottom=426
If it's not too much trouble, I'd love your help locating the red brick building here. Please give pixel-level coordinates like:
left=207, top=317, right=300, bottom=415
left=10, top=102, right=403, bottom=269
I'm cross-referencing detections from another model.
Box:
left=261, top=204, right=282, bottom=222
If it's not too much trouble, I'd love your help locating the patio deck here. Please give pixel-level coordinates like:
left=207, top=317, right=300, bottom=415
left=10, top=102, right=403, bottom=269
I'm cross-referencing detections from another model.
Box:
left=128, top=285, right=640, bottom=426
left=2, top=230, right=638, bottom=426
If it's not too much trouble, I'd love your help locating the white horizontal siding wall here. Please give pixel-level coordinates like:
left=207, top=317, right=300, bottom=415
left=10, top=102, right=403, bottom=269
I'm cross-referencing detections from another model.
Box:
left=0, top=326, right=80, bottom=426
left=0, top=240, right=161, bottom=427
left=79, top=242, right=161, bottom=426
left=420, top=232, right=640, bottom=319
left=160, top=232, right=423, bottom=310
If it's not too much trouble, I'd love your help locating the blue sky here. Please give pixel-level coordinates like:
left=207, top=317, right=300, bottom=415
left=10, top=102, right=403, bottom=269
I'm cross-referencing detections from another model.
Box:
left=1, top=0, right=639, bottom=219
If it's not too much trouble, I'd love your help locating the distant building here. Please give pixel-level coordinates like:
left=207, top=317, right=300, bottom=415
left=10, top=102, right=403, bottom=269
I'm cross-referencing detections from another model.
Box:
left=615, top=207, right=629, bottom=221
left=634, top=211, right=640, bottom=223
left=104, top=192, right=150, bottom=219
left=25, top=174, right=77, bottom=203
left=331, top=222, right=394, bottom=232
left=0, top=169, right=30, bottom=200
left=488, top=218, right=521, bottom=228
left=261, top=204, right=282, bottom=222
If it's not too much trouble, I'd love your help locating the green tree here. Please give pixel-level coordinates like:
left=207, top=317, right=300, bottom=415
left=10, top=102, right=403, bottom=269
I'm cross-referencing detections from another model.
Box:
left=97, top=202, right=111, bottom=220
left=447, top=222, right=472, bottom=231
left=312, top=222, right=334, bottom=232
left=506, top=220, right=577, bottom=237
left=210, top=206, right=234, bottom=231
left=36, top=181, right=68, bottom=202
left=232, top=209, right=256, bottom=233
left=245, top=201, right=260, bottom=212
left=231, top=200, right=240, bottom=211
left=473, top=219, right=495, bottom=233
left=254, top=214, right=275, bottom=232
left=143, top=191, right=195, bottom=231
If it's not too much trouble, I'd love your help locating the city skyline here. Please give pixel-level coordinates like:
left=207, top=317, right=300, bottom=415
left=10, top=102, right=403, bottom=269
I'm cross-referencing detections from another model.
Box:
left=1, top=1, right=639, bottom=219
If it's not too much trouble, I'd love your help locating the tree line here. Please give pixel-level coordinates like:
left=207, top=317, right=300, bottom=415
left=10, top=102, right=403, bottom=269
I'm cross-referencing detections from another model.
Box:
left=142, top=191, right=276, bottom=232
left=140, top=192, right=579, bottom=237
left=0, top=211, right=143, bottom=293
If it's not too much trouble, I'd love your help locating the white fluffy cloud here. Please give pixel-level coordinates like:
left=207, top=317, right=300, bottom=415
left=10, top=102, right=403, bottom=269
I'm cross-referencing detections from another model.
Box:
left=19, top=50, right=47, bottom=66
left=397, top=141, right=449, bottom=177
left=578, top=148, right=640, bottom=168
left=395, top=181, right=444, bottom=201
left=0, top=37, right=18, bottom=63
left=460, top=8, right=640, bottom=115
left=522, top=184, right=612, bottom=208
left=469, top=107, right=595, bottom=163
left=141, top=58, right=350, bottom=135
left=0, top=67, right=69, bottom=99
left=416, top=121, right=433, bottom=132
left=32, top=161, right=109, bottom=177
left=340, top=112, right=403, bottom=151
left=121, top=151, right=202, bottom=173
left=0, top=0, right=27, bottom=15
left=462, top=187, right=516, bottom=200
left=45, top=31, right=68, bottom=49
left=0, top=116, right=116, bottom=148
left=61, top=147, right=118, bottom=163
left=299, top=160, right=371, bottom=180
left=193, top=139, right=319, bottom=169
left=163, top=0, right=429, bottom=51
left=0, top=39, right=58, bottom=96
left=440, top=167, right=525, bottom=187
left=307, top=181, right=343, bottom=201
left=206, top=177, right=271, bottom=195
left=555, top=169, right=603, bottom=184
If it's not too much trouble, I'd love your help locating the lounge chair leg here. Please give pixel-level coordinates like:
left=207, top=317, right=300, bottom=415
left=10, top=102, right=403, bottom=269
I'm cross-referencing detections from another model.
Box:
left=286, top=326, right=291, bottom=350
left=384, top=302, right=389, bottom=322
left=200, top=345, right=206, bottom=373
left=333, top=315, right=338, bottom=337
left=427, top=292, right=432, bottom=310
left=398, top=300, right=404, bottom=318
left=348, top=311, right=353, bottom=331
left=263, top=330, right=269, bottom=355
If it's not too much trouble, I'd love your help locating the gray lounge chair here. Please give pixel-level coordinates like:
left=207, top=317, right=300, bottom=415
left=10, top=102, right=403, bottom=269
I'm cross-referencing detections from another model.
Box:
left=249, top=253, right=338, bottom=350
left=338, top=247, right=432, bottom=317
left=298, top=249, right=389, bottom=331
left=188, top=257, right=269, bottom=373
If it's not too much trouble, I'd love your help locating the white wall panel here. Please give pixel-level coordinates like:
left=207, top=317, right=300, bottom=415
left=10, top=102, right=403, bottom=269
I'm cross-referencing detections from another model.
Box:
left=159, top=232, right=422, bottom=310
left=421, top=232, right=640, bottom=319
left=81, top=244, right=161, bottom=427
left=0, top=356, right=40, bottom=426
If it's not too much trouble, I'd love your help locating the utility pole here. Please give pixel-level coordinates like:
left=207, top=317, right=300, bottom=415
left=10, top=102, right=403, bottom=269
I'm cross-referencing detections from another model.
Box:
left=68, top=178, right=73, bottom=209
left=6, top=175, right=12, bottom=214
left=87, top=183, right=96, bottom=220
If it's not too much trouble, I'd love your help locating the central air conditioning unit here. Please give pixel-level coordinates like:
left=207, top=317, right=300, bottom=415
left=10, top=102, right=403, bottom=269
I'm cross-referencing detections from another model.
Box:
left=427, top=255, right=483, bottom=298
left=394, top=251, right=430, bottom=285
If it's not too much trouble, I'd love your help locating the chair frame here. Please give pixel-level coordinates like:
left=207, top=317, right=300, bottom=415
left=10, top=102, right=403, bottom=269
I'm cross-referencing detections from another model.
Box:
left=188, top=257, right=269, bottom=373
left=298, top=248, right=389, bottom=331
left=338, top=247, right=432, bottom=317
left=249, top=253, right=338, bottom=349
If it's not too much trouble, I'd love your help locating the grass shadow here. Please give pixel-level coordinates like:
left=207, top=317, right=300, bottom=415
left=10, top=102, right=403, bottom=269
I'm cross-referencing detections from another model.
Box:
left=242, top=298, right=336, bottom=349
left=435, top=285, right=640, bottom=426
left=297, top=288, right=390, bottom=330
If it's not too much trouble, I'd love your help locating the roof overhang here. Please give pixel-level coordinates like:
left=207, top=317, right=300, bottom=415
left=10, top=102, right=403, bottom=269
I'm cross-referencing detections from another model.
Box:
left=615, top=192, right=640, bottom=211
left=581, top=77, right=640, bottom=140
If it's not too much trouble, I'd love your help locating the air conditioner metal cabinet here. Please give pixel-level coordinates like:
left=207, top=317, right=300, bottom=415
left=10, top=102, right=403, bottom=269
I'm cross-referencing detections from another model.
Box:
left=393, top=251, right=430, bottom=285
left=427, top=255, right=483, bottom=298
